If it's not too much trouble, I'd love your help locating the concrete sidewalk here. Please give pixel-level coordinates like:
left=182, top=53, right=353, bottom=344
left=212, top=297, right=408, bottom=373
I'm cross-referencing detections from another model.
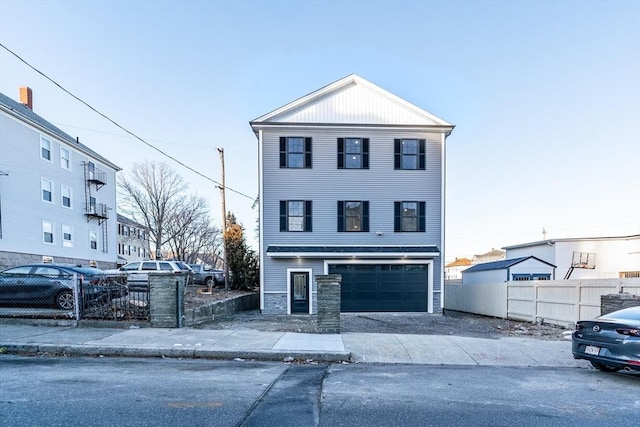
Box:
left=0, top=323, right=586, bottom=367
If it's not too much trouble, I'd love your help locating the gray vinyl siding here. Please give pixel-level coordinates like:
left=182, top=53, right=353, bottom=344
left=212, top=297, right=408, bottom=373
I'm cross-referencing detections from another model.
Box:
left=262, top=258, right=324, bottom=313
left=263, top=128, right=442, bottom=246
left=261, top=127, right=443, bottom=295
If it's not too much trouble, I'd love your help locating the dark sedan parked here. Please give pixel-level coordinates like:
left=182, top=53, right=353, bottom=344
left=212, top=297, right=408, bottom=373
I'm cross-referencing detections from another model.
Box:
left=0, top=264, right=127, bottom=310
left=572, top=306, right=640, bottom=372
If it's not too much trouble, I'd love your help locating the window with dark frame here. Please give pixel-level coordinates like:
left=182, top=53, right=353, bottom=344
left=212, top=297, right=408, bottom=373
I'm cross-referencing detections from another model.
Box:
left=337, top=138, right=369, bottom=169
left=394, top=201, right=426, bottom=232
left=394, top=139, right=426, bottom=170
left=337, top=200, right=369, bottom=232
left=280, top=200, right=312, bottom=232
left=279, top=137, right=312, bottom=168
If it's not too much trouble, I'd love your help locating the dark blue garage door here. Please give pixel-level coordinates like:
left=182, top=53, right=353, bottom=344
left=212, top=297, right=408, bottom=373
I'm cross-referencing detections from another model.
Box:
left=328, top=264, right=428, bottom=312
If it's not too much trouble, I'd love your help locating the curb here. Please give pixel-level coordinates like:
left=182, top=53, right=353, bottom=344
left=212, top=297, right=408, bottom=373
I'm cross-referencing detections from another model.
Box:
left=0, top=343, right=352, bottom=363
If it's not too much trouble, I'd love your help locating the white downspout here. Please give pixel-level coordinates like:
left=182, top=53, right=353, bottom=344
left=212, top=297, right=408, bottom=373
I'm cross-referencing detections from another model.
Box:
left=440, top=132, right=447, bottom=313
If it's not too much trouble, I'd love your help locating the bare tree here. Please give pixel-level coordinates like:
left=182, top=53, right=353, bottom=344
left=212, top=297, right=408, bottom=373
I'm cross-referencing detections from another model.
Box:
left=118, top=161, right=188, bottom=259
left=165, top=194, right=222, bottom=263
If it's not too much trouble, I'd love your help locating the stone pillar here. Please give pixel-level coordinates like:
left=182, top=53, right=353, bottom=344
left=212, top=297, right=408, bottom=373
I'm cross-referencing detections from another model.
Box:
left=601, top=293, right=640, bottom=316
left=315, top=274, right=341, bottom=334
left=149, top=273, right=187, bottom=328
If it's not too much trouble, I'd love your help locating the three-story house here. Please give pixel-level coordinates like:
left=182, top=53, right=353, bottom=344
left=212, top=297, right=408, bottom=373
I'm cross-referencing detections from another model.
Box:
left=250, top=74, right=454, bottom=314
left=0, top=87, right=120, bottom=269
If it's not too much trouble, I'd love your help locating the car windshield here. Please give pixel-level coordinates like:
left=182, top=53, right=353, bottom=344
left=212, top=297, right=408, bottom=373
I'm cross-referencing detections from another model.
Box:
left=175, top=262, right=191, bottom=271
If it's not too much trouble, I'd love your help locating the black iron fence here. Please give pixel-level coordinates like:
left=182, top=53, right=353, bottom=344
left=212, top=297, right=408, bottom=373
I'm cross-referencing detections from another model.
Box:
left=0, top=273, right=150, bottom=321
left=81, top=274, right=150, bottom=321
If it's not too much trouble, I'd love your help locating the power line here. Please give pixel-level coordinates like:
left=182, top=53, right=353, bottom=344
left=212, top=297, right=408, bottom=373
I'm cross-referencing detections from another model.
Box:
left=0, top=42, right=256, bottom=202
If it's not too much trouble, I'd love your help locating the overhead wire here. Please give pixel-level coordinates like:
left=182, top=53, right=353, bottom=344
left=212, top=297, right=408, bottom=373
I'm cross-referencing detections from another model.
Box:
left=0, top=42, right=257, bottom=203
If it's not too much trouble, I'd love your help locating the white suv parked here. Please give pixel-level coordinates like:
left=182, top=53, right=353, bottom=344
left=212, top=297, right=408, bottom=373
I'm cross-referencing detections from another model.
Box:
left=118, top=260, right=192, bottom=291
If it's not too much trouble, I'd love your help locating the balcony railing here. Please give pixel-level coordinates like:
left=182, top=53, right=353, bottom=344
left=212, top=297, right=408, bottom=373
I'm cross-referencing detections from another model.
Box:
left=85, top=203, right=109, bottom=220
left=85, top=163, right=107, bottom=187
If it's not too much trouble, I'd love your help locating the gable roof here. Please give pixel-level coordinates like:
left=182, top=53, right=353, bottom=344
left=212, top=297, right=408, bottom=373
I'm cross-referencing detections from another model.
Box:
left=0, top=91, right=120, bottom=171
left=463, top=256, right=556, bottom=273
left=250, top=74, right=454, bottom=132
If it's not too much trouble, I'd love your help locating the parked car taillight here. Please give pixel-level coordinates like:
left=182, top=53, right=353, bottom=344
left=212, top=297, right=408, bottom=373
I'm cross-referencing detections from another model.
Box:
left=616, top=328, right=640, bottom=337
left=574, top=323, right=584, bottom=332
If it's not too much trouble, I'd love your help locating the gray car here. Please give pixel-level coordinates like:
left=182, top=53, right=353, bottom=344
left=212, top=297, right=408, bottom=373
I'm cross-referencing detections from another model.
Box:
left=189, top=264, right=224, bottom=288
left=572, top=306, right=640, bottom=372
left=0, top=264, right=127, bottom=310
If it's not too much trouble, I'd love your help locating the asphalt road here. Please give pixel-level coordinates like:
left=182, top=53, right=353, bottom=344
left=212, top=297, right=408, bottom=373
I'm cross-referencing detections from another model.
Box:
left=1, top=355, right=638, bottom=426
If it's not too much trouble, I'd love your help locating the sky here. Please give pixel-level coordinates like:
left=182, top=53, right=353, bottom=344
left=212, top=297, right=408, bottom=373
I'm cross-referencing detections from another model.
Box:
left=1, top=0, right=638, bottom=262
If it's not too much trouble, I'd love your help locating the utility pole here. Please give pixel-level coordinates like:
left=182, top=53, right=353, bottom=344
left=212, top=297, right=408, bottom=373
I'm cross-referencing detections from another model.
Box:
left=217, top=148, right=229, bottom=290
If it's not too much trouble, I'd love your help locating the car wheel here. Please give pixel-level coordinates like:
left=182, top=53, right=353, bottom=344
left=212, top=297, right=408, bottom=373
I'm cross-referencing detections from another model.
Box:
left=56, top=291, right=75, bottom=310
left=205, top=277, right=215, bottom=288
left=590, top=361, right=621, bottom=372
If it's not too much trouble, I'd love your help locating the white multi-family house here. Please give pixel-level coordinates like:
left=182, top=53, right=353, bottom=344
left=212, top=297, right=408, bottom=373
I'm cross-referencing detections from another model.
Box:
left=116, top=214, right=151, bottom=266
left=0, top=87, right=120, bottom=270
left=250, top=74, right=454, bottom=314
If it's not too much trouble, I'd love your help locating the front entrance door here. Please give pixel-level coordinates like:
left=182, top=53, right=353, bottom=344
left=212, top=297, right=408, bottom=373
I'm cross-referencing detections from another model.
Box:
left=290, top=272, right=310, bottom=313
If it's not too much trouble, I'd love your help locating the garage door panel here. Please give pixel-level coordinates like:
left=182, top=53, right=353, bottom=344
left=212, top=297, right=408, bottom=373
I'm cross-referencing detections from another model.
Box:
left=330, top=263, right=428, bottom=312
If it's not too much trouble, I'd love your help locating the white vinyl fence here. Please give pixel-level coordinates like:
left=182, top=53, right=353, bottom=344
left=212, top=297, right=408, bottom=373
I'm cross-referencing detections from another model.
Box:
left=444, top=279, right=640, bottom=328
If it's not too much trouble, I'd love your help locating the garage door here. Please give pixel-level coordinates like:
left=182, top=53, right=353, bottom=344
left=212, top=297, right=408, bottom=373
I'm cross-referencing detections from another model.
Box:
left=328, top=264, right=428, bottom=312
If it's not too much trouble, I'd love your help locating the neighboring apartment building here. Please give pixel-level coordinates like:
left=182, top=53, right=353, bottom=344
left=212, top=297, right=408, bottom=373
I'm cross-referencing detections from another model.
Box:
left=504, top=234, right=640, bottom=280
left=116, top=214, right=150, bottom=265
left=250, top=74, right=454, bottom=314
left=0, top=87, right=120, bottom=270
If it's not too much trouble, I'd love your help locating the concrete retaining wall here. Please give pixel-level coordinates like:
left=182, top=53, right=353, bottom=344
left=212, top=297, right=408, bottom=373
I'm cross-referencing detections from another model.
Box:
left=184, top=293, right=259, bottom=326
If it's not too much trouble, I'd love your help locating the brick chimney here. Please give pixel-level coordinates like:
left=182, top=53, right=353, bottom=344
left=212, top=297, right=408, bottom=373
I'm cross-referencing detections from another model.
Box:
left=20, top=86, right=33, bottom=110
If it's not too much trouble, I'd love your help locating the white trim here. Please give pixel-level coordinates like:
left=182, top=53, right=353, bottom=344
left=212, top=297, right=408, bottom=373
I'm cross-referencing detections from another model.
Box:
left=59, top=146, right=71, bottom=171
left=286, top=268, right=313, bottom=314
left=62, top=224, right=73, bottom=248
left=440, top=131, right=446, bottom=312
left=270, top=252, right=439, bottom=259
left=258, top=129, right=264, bottom=311
left=42, top=219, right=54, bottom=245
left=251, top=123, right=454, bottom=134
left=323, top=259, right=434, bottom=314
left=40, top=135, right=52, bottom=163
left=41, top=177, right=54, bottom=204
left=61, top=184, right=72, bottom=209
left=89, top=230, right=98, bottom=251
